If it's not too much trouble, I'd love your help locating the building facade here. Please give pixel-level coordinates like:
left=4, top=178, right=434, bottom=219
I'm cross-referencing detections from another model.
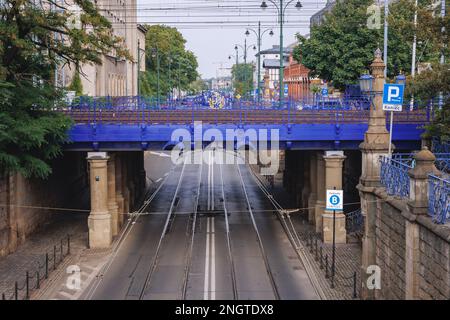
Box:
left=310, top=0, right=337, bottom=27
left=58, top=0, right=145, bottom=97
left=255, top=45, right=292, bottom=95
left=284, top=54, right=310, bottom=101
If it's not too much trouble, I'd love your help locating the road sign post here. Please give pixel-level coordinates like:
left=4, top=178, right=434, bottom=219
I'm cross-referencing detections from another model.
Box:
left=326, top=188, right=343, bottom=289
left=382, top=84, right=405, bottom=155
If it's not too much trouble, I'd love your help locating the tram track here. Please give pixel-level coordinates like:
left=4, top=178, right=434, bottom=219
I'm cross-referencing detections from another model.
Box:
left=235, top=161, right=281, bottom=300
left=138, top=156, right=188, bottom=300
left=85, top=160, right=179, bottom=300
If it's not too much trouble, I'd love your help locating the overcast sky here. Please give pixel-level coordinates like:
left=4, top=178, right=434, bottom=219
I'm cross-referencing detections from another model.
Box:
left=137, top=0, right=327, bottom=79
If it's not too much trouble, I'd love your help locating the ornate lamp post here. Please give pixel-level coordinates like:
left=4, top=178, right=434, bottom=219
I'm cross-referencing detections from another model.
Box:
left=151, top=48, right=160, bottom=107
left=261, top=0, right=302, bottom=108
left=246, top=21, right=274, bottom=102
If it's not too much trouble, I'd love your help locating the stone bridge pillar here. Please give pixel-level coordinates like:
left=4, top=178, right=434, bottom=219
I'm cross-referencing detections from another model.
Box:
left=121, top=153, right=130, bottom=216
left=322, top=151, right=347, bottom=244
left=308, top=152, right=317, bottom=223
left=115, top=154, right=125, bottom=228
left=314, top=152, right=326, bottom=234
left=107, top=154, right=119, bottom=237
left=358, top=49, right=390, bottom=299
left=87, top=152, right=112, bottom=249
left=404, top=147, right=440, bottom=299
left=301, top=152, right=311, bottom=215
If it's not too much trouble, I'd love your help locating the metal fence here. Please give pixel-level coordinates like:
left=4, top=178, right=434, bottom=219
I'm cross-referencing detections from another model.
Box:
left=345, top=209, right=364, bottom=235
left=428, top=175, right=450, bottom=224
left=1, top=235, right=71, bottom=300
left=380, top=156, right=412, bottom=199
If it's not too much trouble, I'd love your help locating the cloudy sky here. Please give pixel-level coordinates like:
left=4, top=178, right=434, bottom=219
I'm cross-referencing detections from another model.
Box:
left=136, top=0, right=327, bottom=78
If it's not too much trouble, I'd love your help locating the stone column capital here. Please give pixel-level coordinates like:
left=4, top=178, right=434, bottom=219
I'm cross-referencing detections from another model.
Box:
left=408, top=147, right=441, bottom=215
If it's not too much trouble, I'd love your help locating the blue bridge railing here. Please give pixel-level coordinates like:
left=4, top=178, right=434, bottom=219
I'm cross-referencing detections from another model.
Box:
left=428, top=175, right=450, bottom=224
left=380, top=156, right=412, bottom=199
left=381, top=153, right=450, bottom=224
left=66, top=95, right=424, bottom=112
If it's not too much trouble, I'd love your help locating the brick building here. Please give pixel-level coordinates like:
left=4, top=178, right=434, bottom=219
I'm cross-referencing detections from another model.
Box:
left=284, top=54, right=310, bottom=101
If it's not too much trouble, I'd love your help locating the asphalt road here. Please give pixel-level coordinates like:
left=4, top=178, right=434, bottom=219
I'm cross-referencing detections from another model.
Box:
left=83, top=151, right=319, bottom=300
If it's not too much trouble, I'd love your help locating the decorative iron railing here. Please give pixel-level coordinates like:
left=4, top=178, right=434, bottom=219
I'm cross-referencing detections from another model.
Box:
left=345, top=209, right=364, bottom=234
left=380, top=156, right=412, bottom=198
left=432, top=137, right=450, bottom=154
left=391, top=152, right=449, bottom=174
left=428, top=175, right=450, bottom=224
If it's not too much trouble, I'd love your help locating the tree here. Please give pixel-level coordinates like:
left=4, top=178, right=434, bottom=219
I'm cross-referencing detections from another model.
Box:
left=294, top=0, right=447, bottom=89
left=406, top=64, right=450, bottom=141
left=68, top=70, right=83, bottom=96
left=0, top=0, right=129, bottom=178
left=140, top=25, right=199, bottom=98
left=188, top=77, right=208, bottom=95
left=231, top=63, right=253, bottom=97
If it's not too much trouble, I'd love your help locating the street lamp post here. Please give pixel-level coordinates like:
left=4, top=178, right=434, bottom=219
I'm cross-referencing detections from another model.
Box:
left=151, top=48, right=160, bottom=107
left=261, top=0, right=302, bottom=108
left=137, top=39, right=146, bottom=97
left=235, top=41, right=256, bottom=98
left=246, top=21, right=274, bottom=102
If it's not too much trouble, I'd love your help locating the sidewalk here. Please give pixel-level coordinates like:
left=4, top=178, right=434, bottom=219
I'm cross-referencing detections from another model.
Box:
left=267, top=175, right=362, bottom=300
left=0, top=213, right=88, bottom=300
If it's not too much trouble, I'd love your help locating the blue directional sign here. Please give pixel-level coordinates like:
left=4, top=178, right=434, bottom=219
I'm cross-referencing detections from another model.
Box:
left=383, top=84, right=405, bottom=111
left=326, top=190, right=343, bottom=210
left=322, top=88, right=329, bottom=97
left=284, top=84, right=289, bottom=95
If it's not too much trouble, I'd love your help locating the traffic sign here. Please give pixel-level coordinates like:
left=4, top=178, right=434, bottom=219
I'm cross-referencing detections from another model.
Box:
left=284, top=84, right=289, bottom=94
left=322, top=88, right=329, bottom=97
left=326, top=190, right=343, bottom=211
left=383, top=84, right=404, bottom=111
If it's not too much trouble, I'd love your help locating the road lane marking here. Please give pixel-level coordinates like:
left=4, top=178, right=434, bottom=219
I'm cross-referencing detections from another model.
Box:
left=211, top=216, right=216, bottom=300
left=203, top=217, right=210, bottom=300
left=203, top=216, right=216, bottom=300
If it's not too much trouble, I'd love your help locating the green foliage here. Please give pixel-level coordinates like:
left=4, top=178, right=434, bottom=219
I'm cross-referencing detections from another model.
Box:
left=0, top=0, right=129, bottom=179
left=407, top=64, right=450, bottom=140
left=68, top=70, right=83, bottom=96
left=140, top=25, right=199, bottom=98
left=231, top=63, right=253, bottom=96
left=188, top=78, right=208, bottom=94
left=294, top=0, right=447, bottom=89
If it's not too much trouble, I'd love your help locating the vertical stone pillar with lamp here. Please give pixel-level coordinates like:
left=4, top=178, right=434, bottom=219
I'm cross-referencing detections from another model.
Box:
left=357, top=49, right=390, bottom=299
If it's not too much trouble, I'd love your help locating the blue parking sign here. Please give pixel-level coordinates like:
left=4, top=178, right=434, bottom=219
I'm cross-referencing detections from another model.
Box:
left=322, top=88, right=328, bottom=97
left=383, top=84, right=404, bottom=111
left=284, top=84, right=288, bottom=94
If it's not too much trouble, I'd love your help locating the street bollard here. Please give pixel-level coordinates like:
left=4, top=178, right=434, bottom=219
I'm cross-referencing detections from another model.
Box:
left=14, top=281, right=18, bottom=300
left=315, top=238, right=319, bottom=261
left=309, top=234, right=313, bottom=253
left=25, top=271, right=29, bottom=300
left=36, top=271, right=40, bottom=289
left=60, top=239, right=63, bottom=261
left=319, top=247, right=323, bottom=269
left=45, top=253, right=49, bottom=279
left=352, top=271, right=357, bottom=299
left=325, top=255, right=329, bottom=279
left=67, top=235, right=71, bottom=255
left=53, top=245, right=56, bottom=270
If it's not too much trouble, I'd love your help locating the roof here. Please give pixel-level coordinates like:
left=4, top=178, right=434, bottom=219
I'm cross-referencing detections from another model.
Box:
left=256, top=45, right=292, bottom=57
left=263, top=59, right=281, bottom=68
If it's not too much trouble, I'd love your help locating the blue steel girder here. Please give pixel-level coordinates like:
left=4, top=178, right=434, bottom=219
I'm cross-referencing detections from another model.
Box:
left=65, top=123, right=425, bottom=151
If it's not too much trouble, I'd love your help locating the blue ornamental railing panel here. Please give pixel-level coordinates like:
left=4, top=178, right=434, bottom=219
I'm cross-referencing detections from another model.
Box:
left=345, top=209, right=364, bottom=234
left=428, top=175, right=450, bottom=224
left=380, top=156, right=413, bottom=198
